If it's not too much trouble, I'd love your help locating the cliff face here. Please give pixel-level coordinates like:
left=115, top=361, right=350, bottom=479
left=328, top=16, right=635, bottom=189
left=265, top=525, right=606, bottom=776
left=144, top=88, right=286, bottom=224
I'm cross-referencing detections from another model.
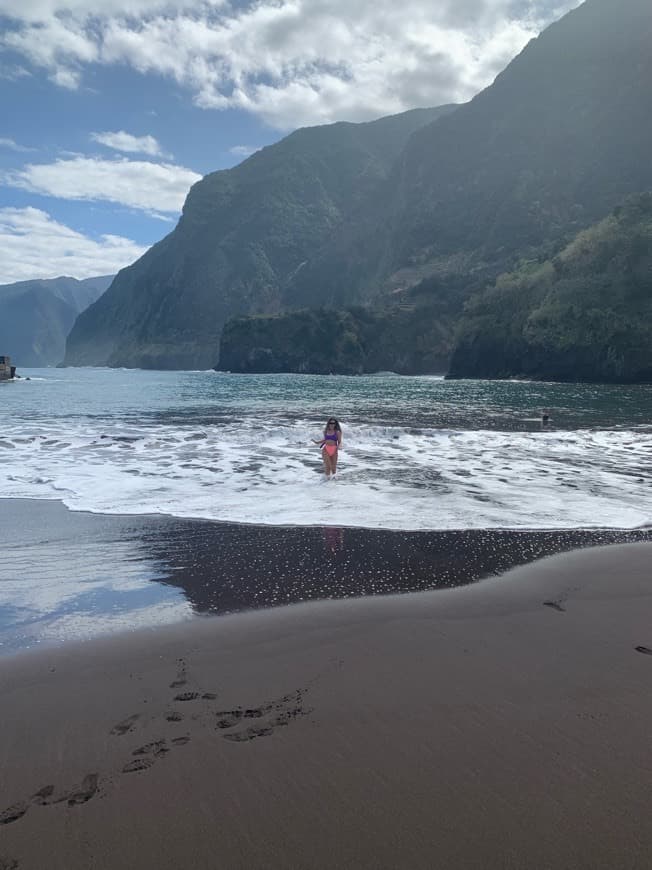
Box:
left=448, top=193, right=652, bottom=383
left=218, top=276, right=462, bottom=375
left=223, top=192, right=652, bottom=383
left=218, top=308, right=452, bottom=376
left=0, top=275, right=112, bottom=366
left=288, top=0, right=652, bottom=301
left=63, top=106, right=455, bottom=370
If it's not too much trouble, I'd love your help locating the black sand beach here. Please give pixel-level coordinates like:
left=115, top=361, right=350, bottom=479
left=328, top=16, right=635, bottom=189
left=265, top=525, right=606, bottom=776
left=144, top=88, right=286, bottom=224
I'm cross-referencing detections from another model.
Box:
left=1, top=498, right=650, bottom=654
left=1, top=541, right=651, bottom=869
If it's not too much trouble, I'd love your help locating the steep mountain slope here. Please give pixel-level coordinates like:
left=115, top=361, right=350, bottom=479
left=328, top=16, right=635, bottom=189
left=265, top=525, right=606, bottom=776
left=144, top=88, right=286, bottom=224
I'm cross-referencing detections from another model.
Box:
left=0, top=275, right=112, bottom=366
left=63, top=106, right=455, bottom=370
left=291, top=0, right=652, bottom=302
left=448, top=193, right=652, bottom=382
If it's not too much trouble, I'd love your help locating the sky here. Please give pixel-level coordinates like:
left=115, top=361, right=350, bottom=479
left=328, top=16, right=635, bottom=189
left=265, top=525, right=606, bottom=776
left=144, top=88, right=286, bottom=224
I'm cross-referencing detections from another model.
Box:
left=0, top=0, right=580, bottom=284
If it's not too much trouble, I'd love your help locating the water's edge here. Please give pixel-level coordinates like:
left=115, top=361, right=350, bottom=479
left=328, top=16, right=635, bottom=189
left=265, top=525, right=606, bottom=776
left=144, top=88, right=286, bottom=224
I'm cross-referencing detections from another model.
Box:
left=2, top=497, right=649, bottom=657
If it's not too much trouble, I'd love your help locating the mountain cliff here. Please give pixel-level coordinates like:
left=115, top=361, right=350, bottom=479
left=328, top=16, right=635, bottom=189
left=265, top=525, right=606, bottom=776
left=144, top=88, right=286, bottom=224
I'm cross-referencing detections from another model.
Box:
left=63, top=106, right=455, bottom=369
left=63, top=0, right=652, bottom=378
left=0, top=275, right=112, bottom=366
left=448, top=193, right=652, bottom=383
left=289, top=0, right=652, bottom=302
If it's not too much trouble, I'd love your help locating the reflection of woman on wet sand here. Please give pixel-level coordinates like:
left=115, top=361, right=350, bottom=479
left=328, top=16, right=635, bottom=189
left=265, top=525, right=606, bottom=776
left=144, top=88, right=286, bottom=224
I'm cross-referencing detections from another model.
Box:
left=322, top=525, right=344, bottom=554
left=313, top=417, right=342, bottom=480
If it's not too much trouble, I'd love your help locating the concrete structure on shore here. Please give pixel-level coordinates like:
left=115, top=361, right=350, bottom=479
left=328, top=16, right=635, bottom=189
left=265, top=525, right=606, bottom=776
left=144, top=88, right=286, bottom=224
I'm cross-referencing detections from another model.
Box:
left=0, top=355, right=16, bottom=380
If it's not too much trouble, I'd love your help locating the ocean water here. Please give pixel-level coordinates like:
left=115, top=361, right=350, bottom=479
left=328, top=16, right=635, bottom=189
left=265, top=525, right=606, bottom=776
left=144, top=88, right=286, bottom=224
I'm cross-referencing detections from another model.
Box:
left=2, top=368, right=651, bottom=530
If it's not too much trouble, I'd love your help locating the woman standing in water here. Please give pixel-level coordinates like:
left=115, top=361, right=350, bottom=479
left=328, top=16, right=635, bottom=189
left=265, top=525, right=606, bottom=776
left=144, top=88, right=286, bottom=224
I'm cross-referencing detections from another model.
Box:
left=313, top=417, right=342, bottom=480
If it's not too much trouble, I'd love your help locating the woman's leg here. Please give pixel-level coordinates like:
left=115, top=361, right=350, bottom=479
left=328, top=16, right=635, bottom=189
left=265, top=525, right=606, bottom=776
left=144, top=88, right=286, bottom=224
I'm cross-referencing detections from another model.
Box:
left=321, top=448, right=331, bottom=478
left=331, top=448, right=338, bottom=476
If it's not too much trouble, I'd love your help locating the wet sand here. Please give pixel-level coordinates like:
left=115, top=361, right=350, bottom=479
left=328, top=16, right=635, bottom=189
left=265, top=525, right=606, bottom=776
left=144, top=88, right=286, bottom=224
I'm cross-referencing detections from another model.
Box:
left=1, top=497, right=649, bottom=653
left=1, top=541, right=652, bottom=869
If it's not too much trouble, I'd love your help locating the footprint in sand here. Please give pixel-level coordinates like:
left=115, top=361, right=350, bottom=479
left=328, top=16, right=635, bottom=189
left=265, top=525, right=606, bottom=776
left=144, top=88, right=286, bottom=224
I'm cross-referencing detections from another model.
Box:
left=215, top=707, right=268, bottom=729
left=0, top=803, right=29, bottom=826
left=166, top=712, right=184, bottom=722
left=169, top=659, right=188, bottom=689
left=0, top=857, right=19, bottom=870
left=171, top=691, right=217, bottom=702
left=216, top=710, right=246, bottom=729
left=110, top=714, right=140, bottom=736
left=132, top=740, right=169, bottom=758
left=55, top=774, right=99, bottom=806
left=269, top=708, right=305, bottom=727
left=223, top=726, right=274, bottom=742
left=30, top=785, right=54, bottom=806
left=169, top=659, right=218, bottom=699
left=123, top=758, right=155, bottom=774
left=122, top=734, right=190, bottom=773
left=0, top=775, right=99, bottom=825
left=635, top=645, right=652, bottom=656
left=243, top=708, right=266, bottom=719
left=217, top=689, right=311, bottom=741
left=543, top=600, right=566, bottom=612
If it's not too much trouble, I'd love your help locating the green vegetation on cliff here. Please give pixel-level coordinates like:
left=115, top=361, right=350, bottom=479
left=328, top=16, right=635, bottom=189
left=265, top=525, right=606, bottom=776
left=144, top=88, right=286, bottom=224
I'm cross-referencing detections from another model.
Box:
left=448, top=194, right=652, bottom=382
left=218, top=276, right=464, bottom=375
left=224, top=193, right=652, bottom=382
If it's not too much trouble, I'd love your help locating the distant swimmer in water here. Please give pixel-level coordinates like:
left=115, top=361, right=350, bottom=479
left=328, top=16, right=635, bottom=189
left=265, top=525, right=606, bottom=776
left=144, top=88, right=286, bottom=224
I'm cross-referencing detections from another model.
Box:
left=313, top=416, right=342, bottom=480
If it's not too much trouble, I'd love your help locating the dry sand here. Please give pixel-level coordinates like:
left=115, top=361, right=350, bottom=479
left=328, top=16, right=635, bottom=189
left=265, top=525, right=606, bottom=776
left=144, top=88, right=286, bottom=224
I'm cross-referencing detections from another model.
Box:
left=1, top=541, right=652, bottom=869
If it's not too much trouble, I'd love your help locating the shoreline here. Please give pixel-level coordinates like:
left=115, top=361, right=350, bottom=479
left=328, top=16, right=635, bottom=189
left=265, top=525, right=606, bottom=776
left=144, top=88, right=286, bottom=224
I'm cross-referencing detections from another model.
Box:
left=5, top=493, right=652, bottom=533
left=1, top=541, right=651, bottom=868
left=1, top=497, right=650, bottom=657
left=18, top=365, right=652, bottom=384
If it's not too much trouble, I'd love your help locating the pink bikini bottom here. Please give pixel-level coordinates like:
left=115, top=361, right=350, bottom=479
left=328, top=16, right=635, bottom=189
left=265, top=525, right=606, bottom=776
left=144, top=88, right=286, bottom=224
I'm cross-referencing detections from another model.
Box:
left=323, top=444, right=337, bottom=457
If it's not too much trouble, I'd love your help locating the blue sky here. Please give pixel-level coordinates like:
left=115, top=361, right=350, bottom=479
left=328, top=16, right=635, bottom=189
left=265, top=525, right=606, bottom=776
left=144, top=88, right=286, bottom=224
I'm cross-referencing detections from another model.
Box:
left=0, top=0, right=579, bottom=284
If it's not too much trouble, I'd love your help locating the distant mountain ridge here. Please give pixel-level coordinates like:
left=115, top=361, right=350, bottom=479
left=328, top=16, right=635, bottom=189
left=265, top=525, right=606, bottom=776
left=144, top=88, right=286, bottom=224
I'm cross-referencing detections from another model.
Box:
left=63, top=106, right=456, bottom=369
left=0, top=275, right=112, bottom=366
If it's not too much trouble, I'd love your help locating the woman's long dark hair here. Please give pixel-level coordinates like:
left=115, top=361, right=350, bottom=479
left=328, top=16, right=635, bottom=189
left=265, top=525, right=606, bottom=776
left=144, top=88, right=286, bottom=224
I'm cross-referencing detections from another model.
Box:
left=323, top=416, right=341, bottom=435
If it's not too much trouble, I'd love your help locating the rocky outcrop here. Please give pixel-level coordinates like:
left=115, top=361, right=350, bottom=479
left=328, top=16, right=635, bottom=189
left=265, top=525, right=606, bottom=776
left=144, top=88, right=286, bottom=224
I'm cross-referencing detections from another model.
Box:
left=448, top=194, right=652, bottom=383
left=218, top=282, right=459, bottom=375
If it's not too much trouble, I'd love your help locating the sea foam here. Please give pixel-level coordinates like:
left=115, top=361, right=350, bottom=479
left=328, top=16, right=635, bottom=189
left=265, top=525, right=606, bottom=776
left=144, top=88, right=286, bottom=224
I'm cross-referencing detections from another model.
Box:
left=1, top=413, right=650, bottom=530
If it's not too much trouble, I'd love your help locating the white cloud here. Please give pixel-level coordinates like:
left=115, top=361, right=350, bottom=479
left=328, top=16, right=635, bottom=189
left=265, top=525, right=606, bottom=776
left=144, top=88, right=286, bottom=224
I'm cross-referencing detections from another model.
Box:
left=0, top=62, right=31, bottom=80
left=2, top=15, right=98, bottom=87
left=0, top=207, right=148, bottom=283
left=90, top=130, right=166, bottom=157
left=0, top=137, right=34, bottom=152
left=2, top=156, right=201, bottom=213
left=49, top=66, right=82, bottom=89
left=0, top=1, right=582, bottom=129
left=229, top=145, right=260, bottom=158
